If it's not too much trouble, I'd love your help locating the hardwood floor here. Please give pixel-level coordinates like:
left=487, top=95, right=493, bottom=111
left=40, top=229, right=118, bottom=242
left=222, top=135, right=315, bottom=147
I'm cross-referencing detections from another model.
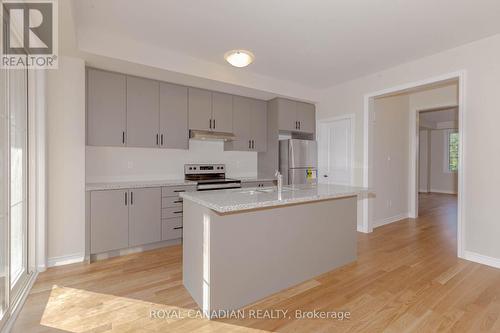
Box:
left=12, top=193, right=500, bottom=332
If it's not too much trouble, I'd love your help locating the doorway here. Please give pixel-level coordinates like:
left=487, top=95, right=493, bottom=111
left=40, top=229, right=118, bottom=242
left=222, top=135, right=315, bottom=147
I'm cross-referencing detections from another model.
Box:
left=362, top=71, right=464, bottom=257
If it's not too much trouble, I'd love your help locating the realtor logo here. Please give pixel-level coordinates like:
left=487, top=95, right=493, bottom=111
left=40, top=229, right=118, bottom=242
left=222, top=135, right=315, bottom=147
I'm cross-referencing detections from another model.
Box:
left=1, top=0, right=58, bottom=68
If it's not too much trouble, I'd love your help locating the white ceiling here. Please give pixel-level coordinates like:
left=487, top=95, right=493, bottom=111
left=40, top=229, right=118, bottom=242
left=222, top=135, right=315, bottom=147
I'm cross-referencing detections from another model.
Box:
left=74, top=0, right=500, bottom=89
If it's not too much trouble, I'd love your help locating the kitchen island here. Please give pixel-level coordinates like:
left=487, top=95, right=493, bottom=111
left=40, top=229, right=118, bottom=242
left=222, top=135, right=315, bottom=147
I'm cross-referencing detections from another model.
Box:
left=180, top=183, right=366, bottom=317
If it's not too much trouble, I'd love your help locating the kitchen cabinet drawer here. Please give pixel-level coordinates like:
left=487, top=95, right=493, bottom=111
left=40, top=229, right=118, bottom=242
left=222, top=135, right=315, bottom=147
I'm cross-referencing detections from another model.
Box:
left=162, top=218, right=183, bottom=241
left=162, top=196, right=183, bottom=208
left=162, top=207, right=184, bottom=219
left=161, top=185, right=195, bottom=197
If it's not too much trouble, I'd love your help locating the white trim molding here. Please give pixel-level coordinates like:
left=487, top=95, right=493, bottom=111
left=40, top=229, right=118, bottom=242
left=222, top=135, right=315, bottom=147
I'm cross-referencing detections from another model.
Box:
left=47, top=253, right=85, bottom=267
left=373, top=213, right=410, bottom=229
left=463, top=251, right=500, bottom=269
left=362, top=70, right=466, bottom=260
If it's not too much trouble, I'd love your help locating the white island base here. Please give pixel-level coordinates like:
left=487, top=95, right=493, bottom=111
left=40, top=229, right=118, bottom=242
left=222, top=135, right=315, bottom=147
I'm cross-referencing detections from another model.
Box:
left=182, top=195, right=357, bottom=317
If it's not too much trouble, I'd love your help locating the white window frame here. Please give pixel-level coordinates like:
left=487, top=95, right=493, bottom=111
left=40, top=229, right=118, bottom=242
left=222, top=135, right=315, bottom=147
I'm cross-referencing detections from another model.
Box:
left=444, top=129, right=459, bottom=173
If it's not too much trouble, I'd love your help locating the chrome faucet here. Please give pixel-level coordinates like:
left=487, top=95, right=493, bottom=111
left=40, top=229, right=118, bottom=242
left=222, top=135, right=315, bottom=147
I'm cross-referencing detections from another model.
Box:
left=275, top=170, right=283, bottom=194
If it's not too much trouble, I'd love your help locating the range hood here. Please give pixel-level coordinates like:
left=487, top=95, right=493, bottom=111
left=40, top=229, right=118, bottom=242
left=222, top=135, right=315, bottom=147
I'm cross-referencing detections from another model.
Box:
left=189, top=130, right=236, bottom=142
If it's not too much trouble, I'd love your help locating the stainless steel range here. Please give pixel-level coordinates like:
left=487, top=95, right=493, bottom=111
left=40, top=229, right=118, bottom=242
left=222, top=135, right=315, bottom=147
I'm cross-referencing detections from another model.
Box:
left=184, top=164, right=241, bottom=191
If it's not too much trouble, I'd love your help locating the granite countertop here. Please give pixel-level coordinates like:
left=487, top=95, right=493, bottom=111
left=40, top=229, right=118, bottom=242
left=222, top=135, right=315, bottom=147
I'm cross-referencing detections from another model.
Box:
left=238, top=177, right=276, bottom=183
left=85, top=176, right=275, bottom=191
left=85, top=179, right=196, bottom=191
left=180, top=183, right=369, bottom=213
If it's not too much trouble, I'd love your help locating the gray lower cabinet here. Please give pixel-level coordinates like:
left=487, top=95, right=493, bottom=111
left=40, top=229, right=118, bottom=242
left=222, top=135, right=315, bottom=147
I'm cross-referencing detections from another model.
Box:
left=90, top=189, right=129, bottom=254
left=90, top=187, right=163, bottom=254
left=212, top=92, right=233, bottom=133
left=160, top=83, right=188, bottom=149
left=188, top=88, right=212, bottom=131
left=126, top=76, right=160, bottom=147
left=87, top=69, right=127, bottom=146
left=161, top=184, right=195, bottom=241
left=128, top=188, right=162, bottom=247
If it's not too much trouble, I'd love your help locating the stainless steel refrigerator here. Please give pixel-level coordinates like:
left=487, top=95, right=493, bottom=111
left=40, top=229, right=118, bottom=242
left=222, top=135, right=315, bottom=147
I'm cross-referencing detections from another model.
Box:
left=279, top=139, right=318, bottom=185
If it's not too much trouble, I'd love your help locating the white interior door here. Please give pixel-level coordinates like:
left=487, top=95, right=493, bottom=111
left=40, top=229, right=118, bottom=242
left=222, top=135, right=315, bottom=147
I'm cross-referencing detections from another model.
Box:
left=318, top=117, right=353, bottom=185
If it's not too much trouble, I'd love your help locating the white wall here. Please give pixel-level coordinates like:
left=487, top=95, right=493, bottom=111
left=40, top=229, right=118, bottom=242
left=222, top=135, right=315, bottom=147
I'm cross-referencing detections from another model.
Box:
left=47, top=56, right=86, bottom=264
left=373, top=95, right=410, bottom=226
left=316, top=33, right=500, bottom=261
left=86, top=141, right=257, bottom=182
left=419, top=129, right=430, bottom=192
left=429, top=130, right=458, bottom=194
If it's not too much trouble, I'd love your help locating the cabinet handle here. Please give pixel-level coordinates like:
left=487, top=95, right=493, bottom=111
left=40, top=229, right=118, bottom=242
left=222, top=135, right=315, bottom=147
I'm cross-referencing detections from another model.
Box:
left=213, top=119, right=216, bottom=129
left=125, top=192, right=127, bottom=206
left=174, top=190, right=185, bottom=193
left=122, top=131, right=125, bottom=144
left=173, top=200, right=183, bottom=203
left=130, top=191, right=133, bottom=205
left=209, top=119, right=212, bottom=129
left=173, top=226, right=183, bottom=230
left=299, top=121, right=301, bottom=130
left=161, top=134, right=164, bottom=146
left=248, top=140, right=251, bottom=149
left=173, top=211, right=183, bottom=214
left=156, top=134, right=159, bottom=145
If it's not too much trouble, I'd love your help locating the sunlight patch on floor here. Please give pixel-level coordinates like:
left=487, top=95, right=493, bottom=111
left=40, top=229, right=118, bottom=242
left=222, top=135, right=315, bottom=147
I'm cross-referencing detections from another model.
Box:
left=40, top=285, right=270, bottom=332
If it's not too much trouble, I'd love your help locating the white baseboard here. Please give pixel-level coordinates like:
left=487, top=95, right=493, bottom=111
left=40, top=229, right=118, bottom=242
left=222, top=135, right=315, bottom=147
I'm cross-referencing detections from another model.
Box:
left=357, top=225, right=371, bottom=233
left=463, top=251, right=500, bottom=269
left=429, top=189, right=458, bottom=195
left=47, top=253, right=85, bottom=267
left=373, top=212, right=409, bottom=228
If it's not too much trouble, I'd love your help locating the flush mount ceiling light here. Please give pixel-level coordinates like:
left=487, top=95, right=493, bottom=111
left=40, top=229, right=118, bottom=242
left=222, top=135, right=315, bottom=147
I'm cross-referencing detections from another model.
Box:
left=224, top=50, right=255, bottom=68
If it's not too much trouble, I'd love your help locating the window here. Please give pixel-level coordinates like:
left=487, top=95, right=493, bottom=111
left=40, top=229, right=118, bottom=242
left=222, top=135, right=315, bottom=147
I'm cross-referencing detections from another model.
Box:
left=447, top=130, right=459, bottom=172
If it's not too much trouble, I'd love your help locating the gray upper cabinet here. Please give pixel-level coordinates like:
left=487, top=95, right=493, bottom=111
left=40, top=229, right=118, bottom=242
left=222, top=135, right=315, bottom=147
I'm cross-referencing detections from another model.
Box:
left=160, top=83, right=188, bottom=149
left=128, top=187, right=162, bottom=247
left=296, top=102, right=316, bottom=133
left=90, top=189, right=129, bottom=254
left=126, top=76, right=160, bottom=147
left=212, top=92, right=233, bottom=133
left=226, top=97, right=267, bottom=152
left=277, top=98, right=297, bottom=132
left=229, top=96, right=252, bottom=151
left=188, top=88, right=212, bottom=131
left=251, top=99, right=267, bottom=152
left=87, top=69, right=127, bottom=146
left=276, top=98, right=316, bottom=133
